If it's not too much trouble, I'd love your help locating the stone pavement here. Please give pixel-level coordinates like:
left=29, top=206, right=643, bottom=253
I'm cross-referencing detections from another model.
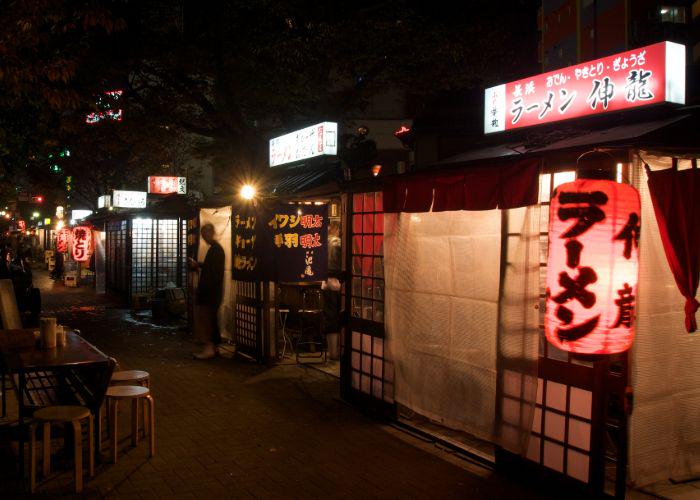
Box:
left=0, top=270, right=566, bottom=498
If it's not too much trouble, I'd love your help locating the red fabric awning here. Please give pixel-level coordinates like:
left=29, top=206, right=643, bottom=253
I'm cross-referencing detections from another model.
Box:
left=383, top=158, right=541, bottom=213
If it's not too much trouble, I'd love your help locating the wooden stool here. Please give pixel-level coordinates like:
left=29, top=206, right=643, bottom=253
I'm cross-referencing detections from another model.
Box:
left=110, top=370, right=150, bottom=387
left=105, top=385, right=155, bottom=463
left=102, top=370, right=151, bottom=448
left=29, top=405, right=94, bottom=493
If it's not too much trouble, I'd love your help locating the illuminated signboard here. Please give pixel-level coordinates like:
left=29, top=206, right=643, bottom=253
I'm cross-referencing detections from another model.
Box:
left=71, top=226, right=93, bottom=262
left=112, top=190, right=147, bottom=208
left=545, top=180, right=640, bottom=354
left=269, top=122, right=338, bottom=167
left=147, top=176, right=187, bottom=194
left=72, top=209, right=93, bottom=221
left=44, top=218, right=51, bottom=225
left=98, top=195, right=111, bottom=209
left=484, top=41, right=685, bottom=134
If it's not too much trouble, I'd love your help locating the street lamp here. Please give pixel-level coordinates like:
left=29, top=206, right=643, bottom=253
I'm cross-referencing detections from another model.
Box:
left=240, top=184, right=256, bottom=200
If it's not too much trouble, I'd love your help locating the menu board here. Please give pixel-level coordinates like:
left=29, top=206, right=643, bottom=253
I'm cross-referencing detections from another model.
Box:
left=268, top=204, right=327, bottom=282
left=231, top=203, right=266, bottom=282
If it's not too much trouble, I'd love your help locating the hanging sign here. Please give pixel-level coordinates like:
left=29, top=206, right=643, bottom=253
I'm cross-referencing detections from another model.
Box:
left=112, top=190, right=147, bottom=208
left=147, top=176, right=187, bottom=194
left=269, top=122, right=338, bottom=167
left=56, top=206, right=64, bottom=219
left=71, top=226, right=92, bottom=262
left=231, top=204, right=267, bottom=281
left=44, top=218, right=51, bottom=225
left=545, top=179, right=640, bottom=354
left=268, top=204, right=328, bottom=282
left=485, top=41, right=685, bottom=134
left=17, top=220, right=26, bottom=231
left=56, top=227, right=71, bottom=253
left=97, top=195, right=111, bottom=209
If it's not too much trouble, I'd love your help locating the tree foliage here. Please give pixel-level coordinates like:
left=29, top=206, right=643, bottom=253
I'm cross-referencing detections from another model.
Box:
left=0, top=0, right=539, bottom=207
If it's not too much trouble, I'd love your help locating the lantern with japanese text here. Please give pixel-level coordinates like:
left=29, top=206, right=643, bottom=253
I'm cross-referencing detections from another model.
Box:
left=545, top=179, right=640, bottom=354
left=71, top=226, right=92, bottom=262
left=56, top=228, right=71, bottom=254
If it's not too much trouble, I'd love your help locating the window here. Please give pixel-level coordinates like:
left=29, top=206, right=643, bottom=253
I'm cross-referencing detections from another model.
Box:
left=660, top=6, right=687, bottom=23
left=351, top=192, right=384, bottom=323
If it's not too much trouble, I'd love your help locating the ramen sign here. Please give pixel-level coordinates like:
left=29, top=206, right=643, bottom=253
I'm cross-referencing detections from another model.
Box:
left=484, top=41, right=685, bottom=134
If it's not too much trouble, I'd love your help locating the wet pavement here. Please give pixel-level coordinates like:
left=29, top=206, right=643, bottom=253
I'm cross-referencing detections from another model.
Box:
left=0, top=268, right=566, bottom=498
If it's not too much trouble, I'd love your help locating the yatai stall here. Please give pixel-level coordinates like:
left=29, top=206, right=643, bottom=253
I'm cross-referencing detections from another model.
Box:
left=229, top=122, right=342, bottom=364
left=345, top=41, right=699, bottom=499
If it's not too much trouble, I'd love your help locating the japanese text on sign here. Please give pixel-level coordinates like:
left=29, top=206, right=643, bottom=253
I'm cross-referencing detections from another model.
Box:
left=71, top=226, right=92, bottom=262
left=269, top=122, right=338, bottom=167
left=148, top=176, right=187, bottom=195
left=545, top=180, right=641, bottom=355
left=485, top=41, right=685, bottom=133
left=268, top=204, right=328, bottom=281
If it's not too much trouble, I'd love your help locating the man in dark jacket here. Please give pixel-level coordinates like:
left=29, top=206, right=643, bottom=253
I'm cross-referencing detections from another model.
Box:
left=189, top=223, right=225, bottom=359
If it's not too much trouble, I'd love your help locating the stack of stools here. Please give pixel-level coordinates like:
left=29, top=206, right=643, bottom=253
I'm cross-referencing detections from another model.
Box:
left=29, top=405, right=94, bottom=493
left=104, top=370, right=155, bottom=463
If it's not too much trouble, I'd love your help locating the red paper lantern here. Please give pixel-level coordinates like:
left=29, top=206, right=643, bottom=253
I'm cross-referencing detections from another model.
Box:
left=545, top=179, right=640, bottom=355
left=56, top=228, right=71, bottom=253
left=71, top=226, right=92, bottom=262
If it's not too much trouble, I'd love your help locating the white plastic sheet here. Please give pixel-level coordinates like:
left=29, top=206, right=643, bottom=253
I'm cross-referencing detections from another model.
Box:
left=198, top=207, right=234, bottom=340
left=384, top=207, right=539, bottom=448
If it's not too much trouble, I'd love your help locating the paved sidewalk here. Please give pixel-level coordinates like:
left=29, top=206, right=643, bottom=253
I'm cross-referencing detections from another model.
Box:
left=0, top=270, right=558, bottom=498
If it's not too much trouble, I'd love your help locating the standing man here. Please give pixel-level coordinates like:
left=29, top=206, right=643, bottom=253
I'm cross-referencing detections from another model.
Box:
left=189, top=223, right=225, bottom=359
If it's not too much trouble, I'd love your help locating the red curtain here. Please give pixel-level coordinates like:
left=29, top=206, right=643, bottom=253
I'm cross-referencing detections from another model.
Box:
left=646, top=159, right=700, bottom=333
left=383, top=158, right=540, bottom=213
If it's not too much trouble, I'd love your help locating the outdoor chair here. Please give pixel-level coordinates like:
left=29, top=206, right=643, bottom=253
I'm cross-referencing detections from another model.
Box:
left=295, top=288, right=327, bottom=364
left=104, top=385, right=155, bottom=463
left=29, top=405, right=94, bottom=493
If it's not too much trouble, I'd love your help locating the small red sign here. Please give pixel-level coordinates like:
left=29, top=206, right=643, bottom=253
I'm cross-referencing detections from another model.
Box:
left=147, top=176, right=187, bottom=194
left=485, top=41, right=685, bottom=133
left=17, top=220, right=26, bottom=231
left=56, top=228, right=71, bottom=253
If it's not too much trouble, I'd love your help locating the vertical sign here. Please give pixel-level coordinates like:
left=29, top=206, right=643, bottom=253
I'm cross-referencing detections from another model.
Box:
left=268, top=204, right=328, bottom=282
left=71, top=226, right=92, bottom=262
left=545, top=179, right=640, bottom=354
left=56, top=228, right=71, bottom=253
left=231, top=204, right=266, bottom=281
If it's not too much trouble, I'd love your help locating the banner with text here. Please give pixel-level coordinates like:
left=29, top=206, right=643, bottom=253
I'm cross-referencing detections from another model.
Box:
left=268, top=204, right=328, bottom=282
left=484, top=41, right=685, bottom=134
left=231, top=204, right=267, bottom=282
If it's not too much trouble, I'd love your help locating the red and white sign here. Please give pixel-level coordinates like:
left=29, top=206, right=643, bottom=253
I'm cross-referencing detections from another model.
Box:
left=71, top=226, right=92, bottom=262
left=56, top=228, right=71, bottom=253
left=485, top=41, right=685, bottom=134
left=148, top=176, right=187, bottom=194
left=269, top=122, right=338, bottom=167
left=17, top=220, right=26, bottom=231
left=545, top=179, right=640, bottom=355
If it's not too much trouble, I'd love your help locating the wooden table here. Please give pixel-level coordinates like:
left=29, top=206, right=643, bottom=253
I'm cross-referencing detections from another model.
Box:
left=2, top=331, right=115, bottom=479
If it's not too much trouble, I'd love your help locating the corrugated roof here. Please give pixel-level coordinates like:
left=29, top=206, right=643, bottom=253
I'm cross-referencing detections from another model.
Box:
left=432, top=114, right=690, bottom=168
left=270, top=168, right=337, bottom=195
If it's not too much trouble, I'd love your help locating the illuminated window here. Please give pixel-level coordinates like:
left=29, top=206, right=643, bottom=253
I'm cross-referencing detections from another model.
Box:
left=660, top=6, right=686, bottom=23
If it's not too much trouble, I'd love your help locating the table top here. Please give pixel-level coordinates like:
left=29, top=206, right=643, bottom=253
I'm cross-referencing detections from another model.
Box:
left=5, top=331, right=110, bottom=372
